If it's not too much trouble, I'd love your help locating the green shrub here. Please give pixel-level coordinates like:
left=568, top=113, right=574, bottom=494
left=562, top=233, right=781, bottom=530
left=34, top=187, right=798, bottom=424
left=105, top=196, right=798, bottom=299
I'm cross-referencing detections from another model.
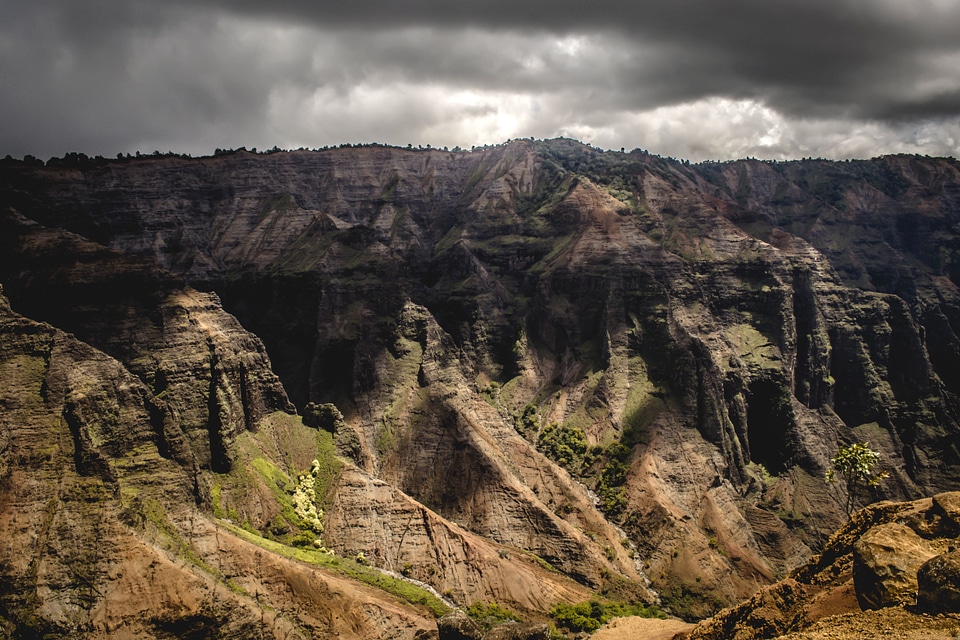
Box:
left=538, top=422, right=588, bottom=473
left=595, top=442, right=632, bottom=517
left=825, top=441, right=888, bottom=517
left=550, top=599, right=665, bottom=633
left=517, top=403, right=540, bottom=436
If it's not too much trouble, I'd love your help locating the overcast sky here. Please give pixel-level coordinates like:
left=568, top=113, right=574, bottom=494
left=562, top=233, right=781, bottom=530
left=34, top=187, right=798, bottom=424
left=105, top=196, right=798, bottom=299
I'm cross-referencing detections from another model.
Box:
left=3, top=0, right=960, bottom=161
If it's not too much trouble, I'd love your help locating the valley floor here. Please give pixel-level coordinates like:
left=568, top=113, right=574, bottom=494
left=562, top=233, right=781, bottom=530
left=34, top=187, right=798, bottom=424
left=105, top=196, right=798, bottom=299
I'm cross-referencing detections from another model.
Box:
left=593, top=616, right=694, bottom=639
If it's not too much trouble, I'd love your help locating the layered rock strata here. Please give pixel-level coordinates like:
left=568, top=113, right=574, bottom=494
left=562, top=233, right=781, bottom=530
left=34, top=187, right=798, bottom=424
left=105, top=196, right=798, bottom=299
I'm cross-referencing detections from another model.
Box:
left=1, top=140, right=959, bottom=621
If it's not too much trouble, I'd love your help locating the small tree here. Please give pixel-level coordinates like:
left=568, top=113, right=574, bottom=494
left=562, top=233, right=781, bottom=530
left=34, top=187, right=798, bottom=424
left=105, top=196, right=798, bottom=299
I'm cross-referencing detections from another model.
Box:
left=825, top=442, right=889, bottom=517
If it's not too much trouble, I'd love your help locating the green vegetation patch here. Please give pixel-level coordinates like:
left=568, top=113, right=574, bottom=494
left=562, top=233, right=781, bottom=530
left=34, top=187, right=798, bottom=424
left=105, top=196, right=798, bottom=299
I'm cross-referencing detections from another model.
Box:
left=658, top=582, right=726, bottom=622
left=1, top=354, right=50, bottom=409
left=215, top=412, right=343, bottom=546
left=550, top=599, right=665, bottom=633
left=249, top=456, right=302, bottom=533
left=594, top=443, right=631, bottom=517
left=515, top=403, right=540, bottom=438
left=724, top=322, right=781, bottom=371
left=222, top=523, right=451, bottom=618
left=465, top=601, right=522, bottom=628
left=538, top=422, right=588, bottom=474
left=620, top=355, right=666, bottom=447
left=527, top=233, right=579, bottom=273
left=256, top=193, right=296, bottom=222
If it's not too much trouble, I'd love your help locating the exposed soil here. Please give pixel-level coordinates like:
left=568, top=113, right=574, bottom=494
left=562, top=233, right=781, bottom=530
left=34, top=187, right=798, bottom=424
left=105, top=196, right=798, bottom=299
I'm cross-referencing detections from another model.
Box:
left=592, top=616, right=694, bottom=640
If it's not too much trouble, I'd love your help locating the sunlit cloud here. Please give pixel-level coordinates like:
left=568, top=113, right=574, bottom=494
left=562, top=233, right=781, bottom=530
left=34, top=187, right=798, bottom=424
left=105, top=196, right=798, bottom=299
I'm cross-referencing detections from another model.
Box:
left=3, top=1, right=960, bottom=161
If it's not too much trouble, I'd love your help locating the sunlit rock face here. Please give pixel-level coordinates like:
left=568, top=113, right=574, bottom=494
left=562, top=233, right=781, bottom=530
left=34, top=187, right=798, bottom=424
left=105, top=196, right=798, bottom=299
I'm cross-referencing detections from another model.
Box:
left=0, top=140, right=958, bottom=627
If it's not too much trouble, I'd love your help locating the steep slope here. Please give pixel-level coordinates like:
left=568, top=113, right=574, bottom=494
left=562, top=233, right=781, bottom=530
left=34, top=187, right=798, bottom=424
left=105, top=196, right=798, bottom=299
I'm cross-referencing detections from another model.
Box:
left=0, top=211, right=612, bottom=637
left=680, top=492, right=960, bottom=640
left=2, top=140, right=959, bottom=619
left=0, top=284, right=438, bottom=638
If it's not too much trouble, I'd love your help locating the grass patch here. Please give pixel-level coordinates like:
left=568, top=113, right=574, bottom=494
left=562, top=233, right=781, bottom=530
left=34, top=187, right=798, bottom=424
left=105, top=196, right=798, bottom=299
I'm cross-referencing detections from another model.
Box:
left=522, top=550, right=561, bottom=574
left=215, top=412, right=343, bottom=544
left=376, top=421, right=396, bottom=458
left=466, top=602, right=521, bottom=628
left=724, top=322, right=780, bottom=371
left=222, top=523, right=451, bottom=618
left=527, top=234, right=579, bottom=273
left=142, top=499, right=207, bottom=568
left=309, top=429, right=341, bottom=499
left=210, top=481, right=225, bottom=518
left=249, top=456, right=301, bottom=531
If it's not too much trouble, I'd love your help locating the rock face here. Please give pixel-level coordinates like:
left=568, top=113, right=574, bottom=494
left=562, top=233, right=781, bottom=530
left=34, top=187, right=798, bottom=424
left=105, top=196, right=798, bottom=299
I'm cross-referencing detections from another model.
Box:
left=1, top=140, right=960, bottom=626
left=918, top=550, right=960, bottom=613
left=436, top=613, right=549, bottom=640
left=685, top=493, right=960, bottom=639
left=852, top=522, right=937, bottom=609
left=482, top=622, right=551, bottom=640
left=437, top=611, right=484, bottom=640
left=682, top=579, right=808, bottom=640
left=324, top=464, right=595, bottom=611
left=0, top=285, right=436, bottom=638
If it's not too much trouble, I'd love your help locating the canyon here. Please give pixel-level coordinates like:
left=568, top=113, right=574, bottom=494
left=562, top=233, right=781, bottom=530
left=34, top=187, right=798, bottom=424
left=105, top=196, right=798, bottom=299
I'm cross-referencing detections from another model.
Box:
left=1, top=139, right=958, bottom=637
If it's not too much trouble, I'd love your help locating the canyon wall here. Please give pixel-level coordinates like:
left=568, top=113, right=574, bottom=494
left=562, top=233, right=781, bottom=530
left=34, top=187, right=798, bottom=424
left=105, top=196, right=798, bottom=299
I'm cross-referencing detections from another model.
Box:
left=1, top=140, right=958, bottom=631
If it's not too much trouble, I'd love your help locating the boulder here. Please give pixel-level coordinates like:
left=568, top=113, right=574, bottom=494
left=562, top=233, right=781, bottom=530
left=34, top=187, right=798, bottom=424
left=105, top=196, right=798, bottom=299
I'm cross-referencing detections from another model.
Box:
left=483, top=622, right=550, bottom=640
left=932, top=492, right=960, bottom=534
left=917, top=550, right=960, bottom=613
left=437, top=611, right=484, bottom=640
left=436, top=614, right=550, bottom=640
left=852, top=522, right=938, bottom=609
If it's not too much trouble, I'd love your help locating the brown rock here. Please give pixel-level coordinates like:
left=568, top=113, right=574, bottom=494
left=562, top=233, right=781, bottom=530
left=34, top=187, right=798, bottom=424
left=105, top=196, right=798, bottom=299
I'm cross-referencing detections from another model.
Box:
left=932, top=492, right=960, bottom=534
left=483, top=622, right=550, bottom=640
left=917, top=550, right=960, bottom=613
left=437, top=611, right=484, bottom=640
left=324, top=465, right=593, bottom=613
left=853, top=522, right=938, bottom=609
left=686, top=578, right=808, bottom=640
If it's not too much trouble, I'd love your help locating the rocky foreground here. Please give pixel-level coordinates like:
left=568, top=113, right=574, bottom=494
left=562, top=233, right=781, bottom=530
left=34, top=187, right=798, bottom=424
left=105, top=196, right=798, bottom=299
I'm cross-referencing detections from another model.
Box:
left=1, top=140, right=959, bottom=636
left=675, top=492, right=960, bottom=639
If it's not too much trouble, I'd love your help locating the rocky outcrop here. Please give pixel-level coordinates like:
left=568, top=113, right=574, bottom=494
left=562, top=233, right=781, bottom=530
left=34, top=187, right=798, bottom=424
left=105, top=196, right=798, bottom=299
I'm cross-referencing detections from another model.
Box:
left=0, top=285, right=436, bottom=638
left=852, top=522, right=937, bottom=609
left=436, top=613, right=549, bottom=640
left=359, top=301, right=650, bottom=594
left=437, top=612, right=484, bottom=640
left=0, top=210, right=295, bottom=475
left=917, top=550, right=960, bottom=613
left=682, top=579, right=808, bottom=640
left=684, top=493, right=960, bottom=639
left=482, top=623, right=550, bottom=640
left=324, top=464, right=597, bottom=611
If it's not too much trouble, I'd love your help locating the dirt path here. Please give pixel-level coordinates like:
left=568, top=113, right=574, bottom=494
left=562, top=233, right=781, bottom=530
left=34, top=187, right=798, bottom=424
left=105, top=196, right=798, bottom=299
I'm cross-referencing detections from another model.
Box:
left=592, top=616, right=694, bottom=640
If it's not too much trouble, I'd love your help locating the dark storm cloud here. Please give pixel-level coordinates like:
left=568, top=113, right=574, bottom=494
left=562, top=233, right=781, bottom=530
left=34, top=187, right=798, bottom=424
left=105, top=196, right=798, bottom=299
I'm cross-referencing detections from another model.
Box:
left=187, top=0, right=960, bottom=120
left=2, top=0, right=959, bottom=160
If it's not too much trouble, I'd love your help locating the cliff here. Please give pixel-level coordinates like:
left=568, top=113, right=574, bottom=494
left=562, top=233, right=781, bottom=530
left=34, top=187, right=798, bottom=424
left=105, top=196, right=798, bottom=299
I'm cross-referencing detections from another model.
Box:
left=1, top=139, right=959, bottom=632
left=0, top=283, right=438, bottom=638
